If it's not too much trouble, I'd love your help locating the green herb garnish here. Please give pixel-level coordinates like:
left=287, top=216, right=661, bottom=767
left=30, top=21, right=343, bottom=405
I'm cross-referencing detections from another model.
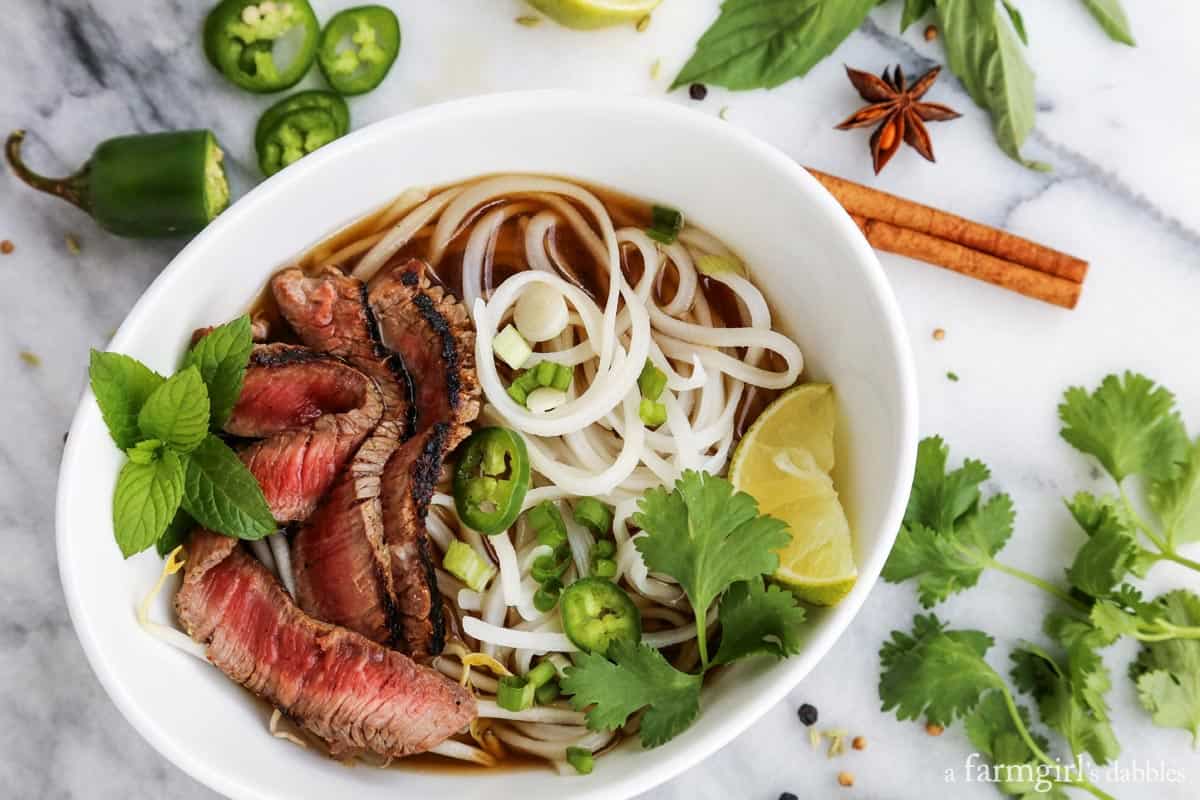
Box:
left=561, top=471, right=806, bottom=749
left=90, top=316, right=273, bottom=557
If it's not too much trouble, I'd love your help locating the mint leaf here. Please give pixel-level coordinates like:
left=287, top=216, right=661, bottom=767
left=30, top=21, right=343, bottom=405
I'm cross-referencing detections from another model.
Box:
left=936, top=0, right=1047, bottom=170
left=1131, top=591, right=1200, bottom=744
left=879, top=614, right=1002, bottom=726
left=901, top=0, right=935, bottom=32
left=1081, top=0, right=1135, bottom=46
left=112, top=449, right=185, bottom=558
left=884, top=494, right=1014, bottom=607
left=125, top=438, right=163, bottom=465
left=1058, top=372, right=1188, bottom=483
left=1010, top=641, right=1120, bottom=764
left=1149, top=438, right=1200, bottom=549
left=156, top=509, right=194, bottom=557
left=88, top=350, right=165, bottom=449
left=904, top=436, right=990, bottom=531
left=1064, top=493, right=1146, bottom=597
left=181, top=434, right=275, bottom=540
left=183, top=316, right=254, bottom=429
left=137, top=367, right=210, bottom=453
left=562, top=641, right=702, bottom=749
left=670, top=0, right=876, bottom=91
left=712, top=578, right=806, bottom=666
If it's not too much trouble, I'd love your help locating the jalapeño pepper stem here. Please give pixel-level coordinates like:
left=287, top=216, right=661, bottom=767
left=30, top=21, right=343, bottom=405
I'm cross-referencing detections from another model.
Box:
left=5, top=130, right=87, bottom=211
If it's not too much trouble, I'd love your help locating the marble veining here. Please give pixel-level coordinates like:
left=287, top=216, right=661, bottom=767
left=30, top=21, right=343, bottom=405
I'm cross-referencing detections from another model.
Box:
left=1, top=1, right=1198, bottom=798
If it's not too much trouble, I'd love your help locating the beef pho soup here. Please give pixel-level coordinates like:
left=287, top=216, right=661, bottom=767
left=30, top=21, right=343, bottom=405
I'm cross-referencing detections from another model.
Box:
left=157, top=174, right=839, bottom=774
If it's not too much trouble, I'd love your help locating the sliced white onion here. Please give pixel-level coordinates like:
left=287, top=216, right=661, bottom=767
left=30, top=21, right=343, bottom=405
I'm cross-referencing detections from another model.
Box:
left=457, top=588, right=483, bottom=612
left=526, top=387, right=568, bottom=414
left=514, top=283, right=570, bottom=342
left=429, top=739, right=497, bottom=767
left=476, top=700, right=586, bottom=725
left=353, top=185, right=464, bottom=281
left=267, top=533, right=295, bottom=597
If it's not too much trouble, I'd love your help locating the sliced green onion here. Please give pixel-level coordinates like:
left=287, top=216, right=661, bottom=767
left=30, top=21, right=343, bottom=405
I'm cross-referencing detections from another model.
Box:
left=646, top=205, right=683, bottom=245
left=532, top=553, right=567, bottom=583
left=592, top=557, right=617, bottom=579
left=497, top=675, right=536, bottom=712
left=593, top=538, right=616, bottom=558
left=493, top=324, right=532, bottom=370
left=534, top=578, right=562, bottom=612
left=550, top=363, right=573, bottom=391
left=638, top=359, right=667, bottom=400
left=442, top=540, right=496, bottom=592
left=534, top=360, right=559, bottom=387
left=696, top=253, right=744, bottom=276
left=528, top=501, right=568, bottom=548
left=573, top=497, right=612, bottom=536
left=535, top=679, right=560, bottom=705
left=515, top=370, right=541, bottom=392
left=566, top=746, right=595, bottom=775
left=527, top=660, right=557, bottom=689
left=639, top=398, right=667, bottom=427
left=506, top=382, right=529, bottom=405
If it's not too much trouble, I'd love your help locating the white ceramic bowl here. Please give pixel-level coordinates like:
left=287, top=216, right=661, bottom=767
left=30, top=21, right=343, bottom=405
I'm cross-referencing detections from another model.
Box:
left=57, top=91, right=917, bottom=800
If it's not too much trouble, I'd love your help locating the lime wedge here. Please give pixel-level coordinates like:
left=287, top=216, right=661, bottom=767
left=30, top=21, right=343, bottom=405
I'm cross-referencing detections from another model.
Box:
left=729, top=384, right=857, bottom=606
left=526, top=0, right=661, bottom=29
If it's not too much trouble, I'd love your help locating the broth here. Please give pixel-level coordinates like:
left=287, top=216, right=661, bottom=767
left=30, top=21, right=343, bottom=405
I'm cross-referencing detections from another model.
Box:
left=250, top=175, right=778, bottom=436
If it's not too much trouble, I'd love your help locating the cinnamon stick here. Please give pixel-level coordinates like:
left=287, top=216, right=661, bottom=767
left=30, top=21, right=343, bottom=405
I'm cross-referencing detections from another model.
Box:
left=849, top=214, right=1081, bottom=309
left=808, top=168, right=1089, bottom=284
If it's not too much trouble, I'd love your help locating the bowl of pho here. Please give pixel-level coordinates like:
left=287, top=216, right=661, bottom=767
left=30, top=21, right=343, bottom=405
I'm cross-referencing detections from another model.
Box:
left=57, top=91, right=918, bottom=800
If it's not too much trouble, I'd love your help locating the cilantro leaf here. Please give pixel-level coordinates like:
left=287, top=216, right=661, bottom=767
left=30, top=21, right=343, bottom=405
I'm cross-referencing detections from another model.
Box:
left=183, top=316, right=254, bottom=429
left=137, top=366, right=210, bottom=454
left=1149, top=438, right=1200, bottom=549
left=1010, top=641, right=1120, bottom=764
left=112, top=449, right=185, bottom=558
left=1130, top=591, right=1200, bottom=744
left=879, top=614, right=1002, bottom=726
left=1058, top=372, right=1189, bottom=484
left=670, top=0, right=877, bottom=91
left=884, top=494, right=1014, bottom=607
left=965, top=691, right=1061, bottom=799
left=712, top=578, right=806, bottom=666
left=88, top=350, right=165, bottom=449
left=904, top=436, right=991, bottom=531
left=635, top=470, right=790, bottom=664
left=1064, top=492, right=1151, bottom=597
left=561, top=640, right=702, bottom=749
left=181, top=434, right=275, bottom=540
left=1081, top=0, right=1135, bottom=46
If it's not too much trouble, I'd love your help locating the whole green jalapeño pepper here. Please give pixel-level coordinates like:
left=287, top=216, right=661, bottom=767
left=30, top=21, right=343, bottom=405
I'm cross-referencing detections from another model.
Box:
left=5, top=129, right=230, bottom=238
left=205, top=0, right=319, bottom=93
left=317, top=6, right=401, bottom=95
left=453, top=427, right=531, bottom=535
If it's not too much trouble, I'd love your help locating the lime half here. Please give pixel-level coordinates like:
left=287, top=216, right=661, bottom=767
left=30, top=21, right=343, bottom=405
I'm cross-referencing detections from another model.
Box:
left=527, top=0, right=661, bottom=29
left=729, top=384, right=857, bottom=606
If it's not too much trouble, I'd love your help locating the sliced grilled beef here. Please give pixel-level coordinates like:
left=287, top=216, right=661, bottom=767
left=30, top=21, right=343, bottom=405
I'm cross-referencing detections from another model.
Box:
left=227, top=345, right=383, bottom=522
left=368, top=259, right=481, bottom=449
left=272, top=267, right=415, bottom=437
left=379, top=422, right=450, bottom=659
left=175, top=530, right=476, bottom=759
left=290, top=420, right=403, bottom=644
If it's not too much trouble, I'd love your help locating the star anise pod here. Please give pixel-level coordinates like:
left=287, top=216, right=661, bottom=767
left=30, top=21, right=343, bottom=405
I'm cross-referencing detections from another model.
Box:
left=835, top=64, right=962, bottom=174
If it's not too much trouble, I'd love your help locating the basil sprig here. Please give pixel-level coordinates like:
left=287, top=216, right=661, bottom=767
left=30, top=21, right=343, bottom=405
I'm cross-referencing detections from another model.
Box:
left=673, top=0, right=1134, bottom=169
left=89, top=316, right=274, bottom=557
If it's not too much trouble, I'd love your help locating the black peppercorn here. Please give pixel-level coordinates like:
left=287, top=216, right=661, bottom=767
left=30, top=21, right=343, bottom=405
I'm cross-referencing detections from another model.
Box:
left=689, top=83, right=708, bottom=101
left=797, top=703, right=818, bottom=726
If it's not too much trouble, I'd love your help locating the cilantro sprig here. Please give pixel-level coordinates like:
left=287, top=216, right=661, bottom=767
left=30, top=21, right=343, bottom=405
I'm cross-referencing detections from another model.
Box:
left=561, top=472, right=807, bottom=749
left=89, top=316, right=273, bottom=557
left=881, top=615, right=1117, bottom=800
left=881, top=371, right=1200, bottom=769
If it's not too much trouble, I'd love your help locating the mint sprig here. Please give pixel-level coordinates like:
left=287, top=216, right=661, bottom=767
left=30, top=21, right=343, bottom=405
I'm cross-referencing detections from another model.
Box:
left=89, top=316, right=271, bottom=557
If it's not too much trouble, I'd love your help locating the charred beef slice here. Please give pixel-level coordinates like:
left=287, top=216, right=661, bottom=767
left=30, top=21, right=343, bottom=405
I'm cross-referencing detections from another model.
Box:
left=175, top=530, right=476, bottom=759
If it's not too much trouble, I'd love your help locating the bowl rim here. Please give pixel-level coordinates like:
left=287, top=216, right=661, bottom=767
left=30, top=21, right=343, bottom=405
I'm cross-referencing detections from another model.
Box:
left=56, top=89, right=918, bottom=800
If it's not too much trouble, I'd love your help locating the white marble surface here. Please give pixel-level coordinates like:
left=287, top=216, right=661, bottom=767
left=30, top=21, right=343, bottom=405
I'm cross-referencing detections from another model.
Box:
left=2, top=1, right=1199, bottom=798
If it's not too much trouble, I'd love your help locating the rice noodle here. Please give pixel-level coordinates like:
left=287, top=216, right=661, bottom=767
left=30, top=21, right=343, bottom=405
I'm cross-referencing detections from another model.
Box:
left=476, top=700, right=586, bottom=725
left=353, top=185, right=464, bottom=281
left=429, top=739, right=497, bottom=767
